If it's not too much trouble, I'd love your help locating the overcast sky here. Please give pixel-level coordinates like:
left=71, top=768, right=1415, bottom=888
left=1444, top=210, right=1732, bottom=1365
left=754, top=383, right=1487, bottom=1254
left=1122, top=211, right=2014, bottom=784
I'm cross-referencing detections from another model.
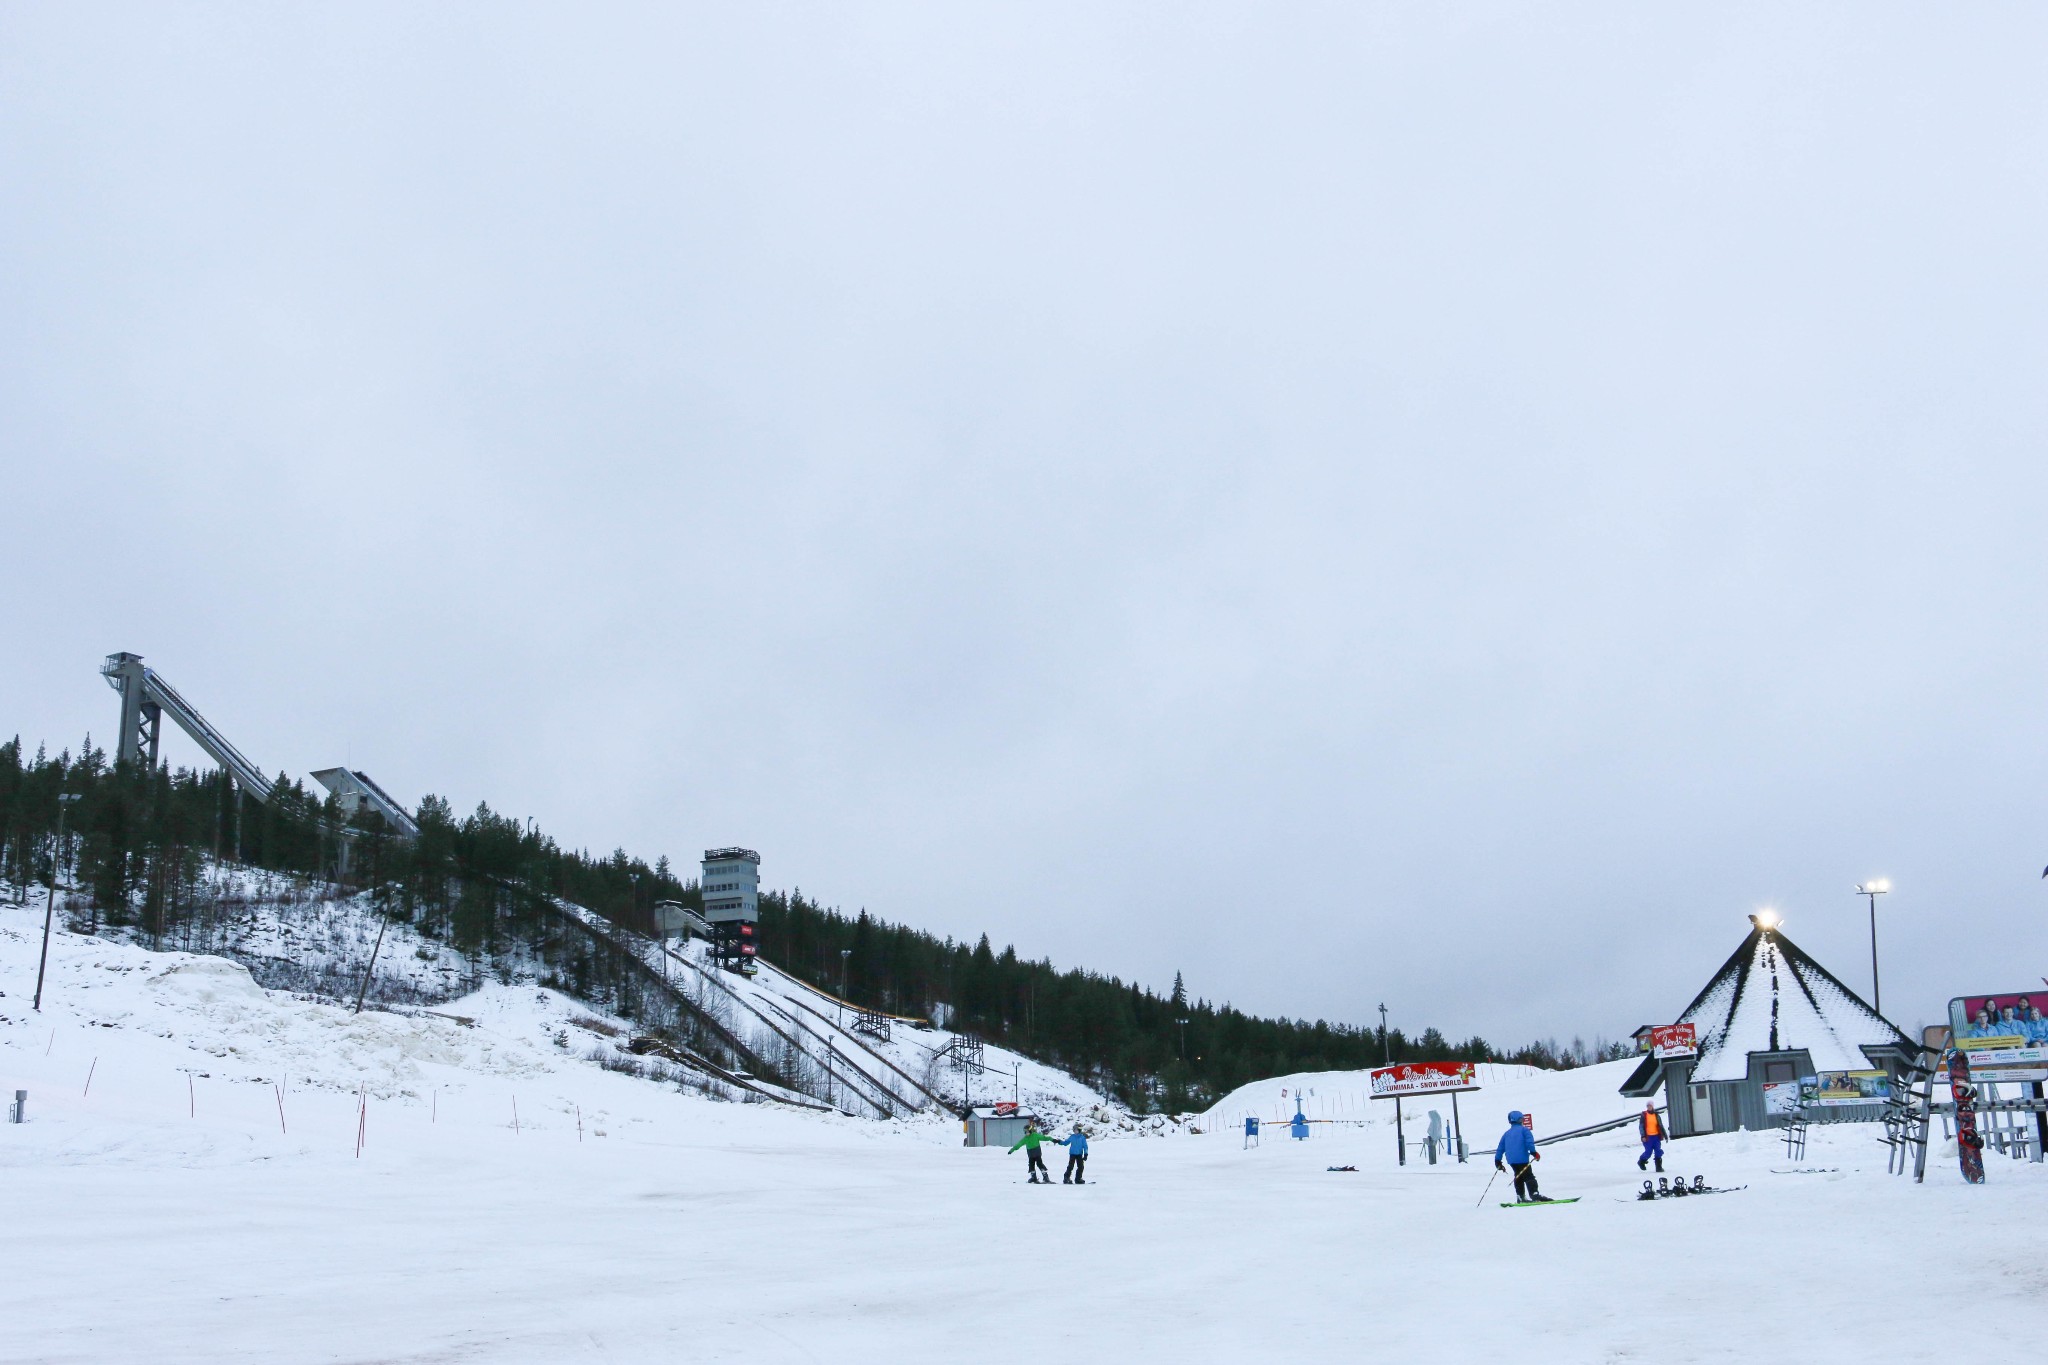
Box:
left=4, top=5, right=2045, bottom=1046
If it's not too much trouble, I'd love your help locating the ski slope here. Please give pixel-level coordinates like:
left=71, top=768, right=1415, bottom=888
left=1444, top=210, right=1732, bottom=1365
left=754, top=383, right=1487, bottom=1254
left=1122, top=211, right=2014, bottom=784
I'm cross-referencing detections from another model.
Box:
left=6, top=893, right=2047, bottom=1363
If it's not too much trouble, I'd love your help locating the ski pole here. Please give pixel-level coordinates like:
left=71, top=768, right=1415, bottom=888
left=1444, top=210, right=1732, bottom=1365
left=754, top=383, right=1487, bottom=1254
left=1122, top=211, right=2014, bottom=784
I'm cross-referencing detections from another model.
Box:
left=1475, top=1163, right=1501, bottom=1208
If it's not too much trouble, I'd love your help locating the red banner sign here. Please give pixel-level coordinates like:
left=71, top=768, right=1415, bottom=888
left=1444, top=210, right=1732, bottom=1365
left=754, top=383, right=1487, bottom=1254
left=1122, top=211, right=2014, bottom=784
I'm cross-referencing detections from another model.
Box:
left=993, top=1101, right=1017, bottom=1116
left=1369, top=1061, right=1479, bottom=1096
left=1651, top=1024, right=1697, bottom=1059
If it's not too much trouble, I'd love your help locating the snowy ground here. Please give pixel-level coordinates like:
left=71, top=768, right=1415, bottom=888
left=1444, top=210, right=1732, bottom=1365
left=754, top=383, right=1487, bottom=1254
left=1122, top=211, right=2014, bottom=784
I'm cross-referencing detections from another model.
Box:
left=6, top=894, right=2047, bottom=1363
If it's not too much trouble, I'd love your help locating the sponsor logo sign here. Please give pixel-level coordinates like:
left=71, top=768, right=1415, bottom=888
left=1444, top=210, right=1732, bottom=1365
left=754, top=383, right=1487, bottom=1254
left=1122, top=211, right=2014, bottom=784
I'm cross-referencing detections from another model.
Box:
left=1650, top=1024, right=1698, bottom=1059
left=1369, top=1061, right=1479, bottom=1096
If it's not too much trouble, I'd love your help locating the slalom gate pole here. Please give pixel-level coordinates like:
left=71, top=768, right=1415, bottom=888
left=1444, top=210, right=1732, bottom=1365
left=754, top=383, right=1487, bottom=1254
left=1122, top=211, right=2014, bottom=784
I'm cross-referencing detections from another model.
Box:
left=1475, top=1164, right=1501, bottom=1208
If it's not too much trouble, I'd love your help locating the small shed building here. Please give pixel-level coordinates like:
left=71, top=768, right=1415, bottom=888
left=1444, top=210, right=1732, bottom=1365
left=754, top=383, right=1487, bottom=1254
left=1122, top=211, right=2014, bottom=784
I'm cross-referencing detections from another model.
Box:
left=1619, top=915, right=1916, bottom=1135
left=963, top=1106, right=1040, bottom=1149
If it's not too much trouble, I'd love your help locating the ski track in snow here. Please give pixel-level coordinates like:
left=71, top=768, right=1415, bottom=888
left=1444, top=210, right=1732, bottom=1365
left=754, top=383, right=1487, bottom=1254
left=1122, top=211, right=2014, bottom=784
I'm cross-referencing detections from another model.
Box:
left=4, top=896, right=2046, bottom=1363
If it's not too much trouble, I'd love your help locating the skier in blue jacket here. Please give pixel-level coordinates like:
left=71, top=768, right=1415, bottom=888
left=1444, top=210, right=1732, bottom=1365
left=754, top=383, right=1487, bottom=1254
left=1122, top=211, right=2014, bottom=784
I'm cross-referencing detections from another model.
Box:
left=1060, top=1125, right=1089, bottom=1184
left=1494, top=1110, right=1549, bottom=1203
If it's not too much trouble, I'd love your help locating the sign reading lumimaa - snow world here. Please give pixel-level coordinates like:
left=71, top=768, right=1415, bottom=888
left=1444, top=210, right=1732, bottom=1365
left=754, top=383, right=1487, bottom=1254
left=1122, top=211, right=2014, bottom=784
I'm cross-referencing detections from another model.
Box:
left=1369, top=1062, right=1478, bottom=1096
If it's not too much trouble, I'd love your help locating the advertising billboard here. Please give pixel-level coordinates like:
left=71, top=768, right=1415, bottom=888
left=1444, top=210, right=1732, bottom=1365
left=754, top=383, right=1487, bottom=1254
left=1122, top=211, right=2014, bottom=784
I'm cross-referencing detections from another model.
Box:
left=1650, top=1024, right=1698, bottom=1059
left=1369, top=1061, right=1479, bottom=1096
left=1762, top=1070, right=1888, bottom=1115
left=1948, top=993, right=2048, bottom=1068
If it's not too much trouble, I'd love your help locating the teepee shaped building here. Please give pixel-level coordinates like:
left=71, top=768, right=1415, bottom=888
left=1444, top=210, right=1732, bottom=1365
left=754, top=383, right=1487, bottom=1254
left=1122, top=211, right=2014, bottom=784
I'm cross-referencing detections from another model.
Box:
left=1619, top=915, right=1916, bottom=1134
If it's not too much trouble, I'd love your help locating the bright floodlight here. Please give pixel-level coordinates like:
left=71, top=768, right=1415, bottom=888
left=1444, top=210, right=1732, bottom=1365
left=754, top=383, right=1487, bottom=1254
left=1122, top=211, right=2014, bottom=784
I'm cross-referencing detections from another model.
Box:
left=1856, top=878, right=1891, bottom=895
left=1753, top=909, right=1781, bottom=930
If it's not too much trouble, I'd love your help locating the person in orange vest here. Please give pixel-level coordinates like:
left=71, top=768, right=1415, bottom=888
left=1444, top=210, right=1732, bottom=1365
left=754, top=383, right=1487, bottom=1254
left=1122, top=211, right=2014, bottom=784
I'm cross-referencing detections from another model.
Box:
left=1637, top=1103, right=1665, bottom=1172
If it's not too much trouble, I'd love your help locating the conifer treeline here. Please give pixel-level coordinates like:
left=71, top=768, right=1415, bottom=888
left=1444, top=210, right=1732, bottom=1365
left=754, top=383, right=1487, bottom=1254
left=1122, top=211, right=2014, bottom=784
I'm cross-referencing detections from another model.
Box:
left=2, top=735, right=1622, bottom=1110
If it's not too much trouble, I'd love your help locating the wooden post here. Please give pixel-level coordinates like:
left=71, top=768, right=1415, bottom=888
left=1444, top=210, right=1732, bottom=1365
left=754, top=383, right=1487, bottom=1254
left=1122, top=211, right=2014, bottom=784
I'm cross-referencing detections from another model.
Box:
left=354, top=915, right=388, bottom=1015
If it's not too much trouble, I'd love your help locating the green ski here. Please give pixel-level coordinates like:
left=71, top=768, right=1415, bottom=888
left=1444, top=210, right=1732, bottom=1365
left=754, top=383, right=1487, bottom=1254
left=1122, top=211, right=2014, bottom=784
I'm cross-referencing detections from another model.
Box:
left=1500, top=1198, right=1579, bottom=1207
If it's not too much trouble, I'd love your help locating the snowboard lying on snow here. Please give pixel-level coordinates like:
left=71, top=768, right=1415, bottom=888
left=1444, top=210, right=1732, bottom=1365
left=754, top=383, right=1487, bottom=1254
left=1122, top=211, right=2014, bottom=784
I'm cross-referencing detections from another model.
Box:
left=1500, top=1198, right=1578, bottom=1208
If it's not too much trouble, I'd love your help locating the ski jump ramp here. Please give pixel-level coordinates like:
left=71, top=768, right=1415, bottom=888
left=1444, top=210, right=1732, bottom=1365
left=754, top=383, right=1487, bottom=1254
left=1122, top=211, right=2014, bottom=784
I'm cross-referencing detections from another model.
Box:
left=102, top=652, right=275, bottom=799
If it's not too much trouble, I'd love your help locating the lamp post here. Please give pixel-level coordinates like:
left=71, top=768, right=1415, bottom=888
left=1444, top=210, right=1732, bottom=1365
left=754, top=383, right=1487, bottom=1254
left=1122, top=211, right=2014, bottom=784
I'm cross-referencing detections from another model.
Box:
left=1855, top=879, right=1891, bottom=1016
left=1378, top=1002, right=1390, bottom=1066
left=33, top=794, right=82, bottom=1012
left=1176, top=1017, right=1189, bottom=1062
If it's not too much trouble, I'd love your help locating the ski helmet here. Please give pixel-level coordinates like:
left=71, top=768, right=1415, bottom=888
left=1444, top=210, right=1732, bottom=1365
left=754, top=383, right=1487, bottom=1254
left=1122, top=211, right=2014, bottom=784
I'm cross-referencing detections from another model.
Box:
left=1507, top=1110, right=1524, bottom=1124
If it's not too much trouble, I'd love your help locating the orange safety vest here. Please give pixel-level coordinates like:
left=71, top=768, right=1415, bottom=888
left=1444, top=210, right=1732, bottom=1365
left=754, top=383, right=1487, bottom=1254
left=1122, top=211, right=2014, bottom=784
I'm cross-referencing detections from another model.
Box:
left=1643, top=1111, right=1661, bottom=1137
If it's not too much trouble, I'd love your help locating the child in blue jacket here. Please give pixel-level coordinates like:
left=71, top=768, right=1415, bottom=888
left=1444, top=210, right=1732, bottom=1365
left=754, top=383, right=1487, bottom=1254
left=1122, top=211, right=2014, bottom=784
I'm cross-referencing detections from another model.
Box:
left=1494, top=1110, right=1550, bottom=1202
left=1060, top=1125, right=1089, bottom=1184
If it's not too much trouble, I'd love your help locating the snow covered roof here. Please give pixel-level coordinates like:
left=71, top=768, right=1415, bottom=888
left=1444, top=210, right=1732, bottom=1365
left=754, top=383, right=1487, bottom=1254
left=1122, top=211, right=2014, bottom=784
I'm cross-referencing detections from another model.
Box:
left=1626, top=918, right=1913, bottom=1090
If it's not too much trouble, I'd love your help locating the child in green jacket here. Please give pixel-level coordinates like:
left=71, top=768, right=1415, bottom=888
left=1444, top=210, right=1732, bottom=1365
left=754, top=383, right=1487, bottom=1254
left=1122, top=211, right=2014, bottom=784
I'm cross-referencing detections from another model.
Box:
left=1007, top=1119, right=1057, bottom=1183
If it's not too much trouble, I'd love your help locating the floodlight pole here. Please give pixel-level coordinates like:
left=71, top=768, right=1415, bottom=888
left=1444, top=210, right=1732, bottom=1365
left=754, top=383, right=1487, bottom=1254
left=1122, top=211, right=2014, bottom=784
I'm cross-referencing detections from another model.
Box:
left=1378, top=1003, right=1390, bottom=1066
left=33, top=795, right=82, bottom=1012
left=1856, top=882, right=1889, bottom=1016
left=1176, top=1017, right=1189, bottom=1062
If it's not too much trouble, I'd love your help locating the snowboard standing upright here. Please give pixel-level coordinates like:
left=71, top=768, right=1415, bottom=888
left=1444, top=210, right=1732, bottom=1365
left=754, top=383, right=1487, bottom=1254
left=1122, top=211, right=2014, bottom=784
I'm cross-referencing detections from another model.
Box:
left=1949, top=1048, right=1986, bottom=1185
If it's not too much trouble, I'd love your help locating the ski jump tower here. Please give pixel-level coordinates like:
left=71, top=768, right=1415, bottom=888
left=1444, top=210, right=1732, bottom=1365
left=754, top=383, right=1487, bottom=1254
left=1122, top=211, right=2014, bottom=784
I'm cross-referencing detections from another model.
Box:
left=102, top=653, right=274, bottom=801
left=101, top=652, right=419, bottom=853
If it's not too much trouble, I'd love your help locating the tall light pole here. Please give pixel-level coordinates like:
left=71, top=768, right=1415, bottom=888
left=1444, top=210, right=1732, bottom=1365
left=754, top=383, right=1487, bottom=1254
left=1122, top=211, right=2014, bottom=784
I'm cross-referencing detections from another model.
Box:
left=1855, top=879, right=1891, bottom=1016
left=34, top=794, right=83, bottom=1012
left=1176, top=1017, right=1189, bottom=1062
left=1378, top=1002, right=1390, bottom=1066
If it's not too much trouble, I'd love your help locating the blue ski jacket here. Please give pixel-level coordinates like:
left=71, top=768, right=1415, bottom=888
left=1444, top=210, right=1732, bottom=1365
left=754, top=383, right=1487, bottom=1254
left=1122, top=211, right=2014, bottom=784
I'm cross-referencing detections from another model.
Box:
left=1495, top=1112, right=1538, bottom=1165
left=1062, top=1132, right=1088, bottom=1155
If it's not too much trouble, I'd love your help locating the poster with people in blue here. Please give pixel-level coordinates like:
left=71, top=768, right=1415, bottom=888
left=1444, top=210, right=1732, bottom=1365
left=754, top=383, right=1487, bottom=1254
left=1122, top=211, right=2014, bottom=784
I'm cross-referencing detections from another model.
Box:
left=1947, top=993, right=2048, bottom=1066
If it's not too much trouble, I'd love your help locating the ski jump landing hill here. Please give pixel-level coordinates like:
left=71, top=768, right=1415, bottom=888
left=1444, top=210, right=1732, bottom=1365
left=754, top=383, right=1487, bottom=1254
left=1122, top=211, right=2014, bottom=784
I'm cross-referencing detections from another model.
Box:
left=549, top=894, right=1113, bottom=1128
